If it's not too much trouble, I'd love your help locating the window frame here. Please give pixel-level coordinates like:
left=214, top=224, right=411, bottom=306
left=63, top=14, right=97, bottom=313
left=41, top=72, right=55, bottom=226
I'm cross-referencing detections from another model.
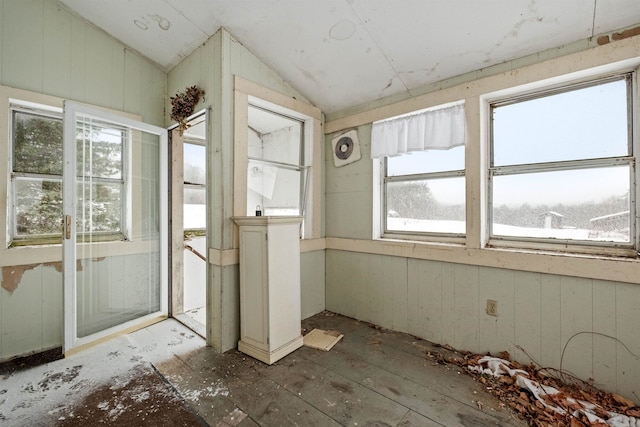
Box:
left=487, top=72, right=638, bottom=256
left=374, top=103, right=467, bottom=244
left=9, top=100, right=130, bottom=246
left=9, top=103, right=64, bottom=244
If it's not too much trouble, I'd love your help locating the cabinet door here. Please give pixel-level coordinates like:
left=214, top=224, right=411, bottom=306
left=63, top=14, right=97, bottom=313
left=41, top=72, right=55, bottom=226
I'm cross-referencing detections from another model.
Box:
left=239, top=227, right=268, bottom=349
left=267, top=222, right=301, bottom=348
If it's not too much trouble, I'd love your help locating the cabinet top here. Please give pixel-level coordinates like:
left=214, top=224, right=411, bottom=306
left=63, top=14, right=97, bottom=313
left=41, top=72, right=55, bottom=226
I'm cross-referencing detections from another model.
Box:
left=232, top=216, right=303, bottom=226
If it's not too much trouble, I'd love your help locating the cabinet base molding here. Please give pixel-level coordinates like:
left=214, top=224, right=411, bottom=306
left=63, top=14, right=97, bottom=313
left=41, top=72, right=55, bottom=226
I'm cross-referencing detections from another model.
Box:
left=238, top=336, right=304, bottom=365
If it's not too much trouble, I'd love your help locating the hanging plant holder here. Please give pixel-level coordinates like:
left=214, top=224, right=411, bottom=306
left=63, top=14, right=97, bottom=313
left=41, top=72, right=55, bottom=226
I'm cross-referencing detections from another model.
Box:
left=171, top=85, right=205, bottom=135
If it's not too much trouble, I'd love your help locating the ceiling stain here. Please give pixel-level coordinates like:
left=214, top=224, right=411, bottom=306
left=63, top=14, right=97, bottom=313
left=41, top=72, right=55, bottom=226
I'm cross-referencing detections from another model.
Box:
left=134, top=14, right=171, bottom=32
left=329, top=19, right=356, bottom=41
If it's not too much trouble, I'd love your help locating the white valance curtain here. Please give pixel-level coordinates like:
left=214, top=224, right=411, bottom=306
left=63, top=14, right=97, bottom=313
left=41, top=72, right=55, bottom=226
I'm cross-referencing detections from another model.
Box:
left=370, top=103, right=465, bottom=159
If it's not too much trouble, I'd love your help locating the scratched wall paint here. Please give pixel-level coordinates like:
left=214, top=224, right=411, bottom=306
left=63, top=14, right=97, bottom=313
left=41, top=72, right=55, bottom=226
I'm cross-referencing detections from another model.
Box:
left=1, top=260, right=92, bottom=293
left=1, top=262, right=62, bottom=293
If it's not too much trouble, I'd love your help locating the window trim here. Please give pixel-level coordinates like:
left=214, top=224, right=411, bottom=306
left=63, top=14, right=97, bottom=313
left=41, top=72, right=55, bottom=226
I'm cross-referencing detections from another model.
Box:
left=247, top=103, right=308, bottom=218
left=486, top=72, right=638, bottom=257
left=233, top=76, right=323, bottom=240
left=374, top=102, right=467, bottom=243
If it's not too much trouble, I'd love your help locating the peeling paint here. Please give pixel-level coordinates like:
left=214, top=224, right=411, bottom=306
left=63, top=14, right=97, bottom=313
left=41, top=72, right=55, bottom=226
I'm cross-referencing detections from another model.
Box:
left=1, top=261, right=82, bottom=294
left=612, top=26, right=640, bottom=41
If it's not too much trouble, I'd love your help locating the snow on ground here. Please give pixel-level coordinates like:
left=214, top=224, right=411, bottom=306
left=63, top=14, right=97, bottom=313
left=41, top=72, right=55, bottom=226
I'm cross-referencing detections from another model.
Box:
left=387, top=218, right=628, bottom=242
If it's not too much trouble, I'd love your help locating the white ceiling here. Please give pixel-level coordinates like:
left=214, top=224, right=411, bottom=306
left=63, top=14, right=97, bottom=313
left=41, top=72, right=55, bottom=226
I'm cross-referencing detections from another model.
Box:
left=60, top=0, right=640, bottom=114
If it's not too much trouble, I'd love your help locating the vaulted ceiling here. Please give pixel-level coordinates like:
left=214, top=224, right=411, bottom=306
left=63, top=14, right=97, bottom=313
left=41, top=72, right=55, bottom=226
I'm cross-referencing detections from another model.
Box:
left=60, top=0, right=640, bottom=114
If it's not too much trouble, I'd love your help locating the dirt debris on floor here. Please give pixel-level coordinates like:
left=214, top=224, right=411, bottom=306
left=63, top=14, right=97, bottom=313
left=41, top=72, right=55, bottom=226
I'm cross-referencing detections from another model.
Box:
left=0, top=320, right=203, bottom=427
left=48, top=363, right=206, bottom=426
left=427, top=346, right=639, bottom=427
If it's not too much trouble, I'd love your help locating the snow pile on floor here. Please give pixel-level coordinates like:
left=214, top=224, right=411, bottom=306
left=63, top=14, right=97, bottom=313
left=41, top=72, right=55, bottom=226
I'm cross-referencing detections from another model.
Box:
left=468, top=356, right=639, bottom=427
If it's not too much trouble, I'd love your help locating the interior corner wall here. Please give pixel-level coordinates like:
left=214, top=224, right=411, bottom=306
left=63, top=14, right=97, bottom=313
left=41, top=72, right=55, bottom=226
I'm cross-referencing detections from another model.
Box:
left=0, top=0, right=167, bottom=362
left=323, top=34, right=640, bottom=402
left=0, top=0, right=166, bottom=127
left=167, top=28, right=325, bottom=352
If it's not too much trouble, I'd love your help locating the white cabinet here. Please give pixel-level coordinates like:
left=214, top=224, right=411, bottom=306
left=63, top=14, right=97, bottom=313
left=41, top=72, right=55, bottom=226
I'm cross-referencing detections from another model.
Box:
left=232, top=216, right=303, bottom=364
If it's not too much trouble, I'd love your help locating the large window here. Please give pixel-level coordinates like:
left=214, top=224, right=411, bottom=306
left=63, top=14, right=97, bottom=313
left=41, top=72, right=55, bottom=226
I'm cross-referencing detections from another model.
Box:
left=10, top=102, right=127, bottom=245
left=490, top=74, right=635, bottom=250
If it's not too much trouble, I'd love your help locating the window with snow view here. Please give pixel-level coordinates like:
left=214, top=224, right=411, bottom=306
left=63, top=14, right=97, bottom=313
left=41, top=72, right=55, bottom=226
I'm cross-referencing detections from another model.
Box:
left=376, top=103, right=466, bottom=239
left=384, top=147, right=465, bottom=237
left=490, top=74, right=635, bottom=249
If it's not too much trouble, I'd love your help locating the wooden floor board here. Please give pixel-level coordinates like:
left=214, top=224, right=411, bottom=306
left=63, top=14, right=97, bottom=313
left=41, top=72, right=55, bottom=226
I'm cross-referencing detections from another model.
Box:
left=157, top=311, right=526, bottom=426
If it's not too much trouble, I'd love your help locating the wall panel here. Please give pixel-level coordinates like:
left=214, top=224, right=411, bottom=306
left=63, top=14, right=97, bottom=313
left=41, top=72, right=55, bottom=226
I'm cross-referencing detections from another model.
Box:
left=0, top=0, right=166, bottom=361
left=42, top=0, right=72, bottom=98
left=1, top=0, right=44, bottom=93
left=513, top=272, right=542, bottom=365
left=559, top=276, right=594, bottom=383
left=615, top=282, right=640, bottom=396
left=301, top=250, right=326, bottom=320
left=592, top=279, right=617, bottom=390
left=407, top=259, right=443, bottom=344
left=1, top=265, right=62, bottom=358
left=326, top=249, right=640, bottom=403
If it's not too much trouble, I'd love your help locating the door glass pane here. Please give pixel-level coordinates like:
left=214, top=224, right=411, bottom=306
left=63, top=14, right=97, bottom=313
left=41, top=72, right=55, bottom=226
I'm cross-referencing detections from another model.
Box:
left=184, top=143, right=206, bottom=185
left=184, top=187, right=206, bottom=229
left=76, top=120, right=124, bottom=179
left=76, top=182, right=122, bottom=235
left=75, top=117, right=163, bottom=338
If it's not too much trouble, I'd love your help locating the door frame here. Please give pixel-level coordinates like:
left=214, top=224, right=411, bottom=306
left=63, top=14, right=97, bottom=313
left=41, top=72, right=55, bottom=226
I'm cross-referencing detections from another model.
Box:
left=62, top=100, right=169, bottom=354
left=169, top=109, right=209, bottom=339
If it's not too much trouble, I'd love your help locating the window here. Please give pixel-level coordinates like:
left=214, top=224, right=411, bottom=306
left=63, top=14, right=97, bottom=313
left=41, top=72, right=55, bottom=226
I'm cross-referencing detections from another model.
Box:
left=247, top=104, right=308, bottom=217
left=10, top=102, right=127, bottom=245
left=384, top=147, right=465, bottom=236
left=490, top=74, right=635, bottom=251
left=11, top=105, right=63, bottom=242
left=373, top=103, right=466, bottom=239
left=183, top=117, right=206, bottom=233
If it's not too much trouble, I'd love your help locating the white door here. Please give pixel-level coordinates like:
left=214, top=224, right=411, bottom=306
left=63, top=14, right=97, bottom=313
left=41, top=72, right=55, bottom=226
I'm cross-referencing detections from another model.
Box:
left=62, top=101, right=168, bottom=353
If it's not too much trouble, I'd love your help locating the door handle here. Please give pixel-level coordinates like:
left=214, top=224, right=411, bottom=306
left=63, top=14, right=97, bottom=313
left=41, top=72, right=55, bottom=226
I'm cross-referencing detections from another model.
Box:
left=65, top=215, right=71, bottom=240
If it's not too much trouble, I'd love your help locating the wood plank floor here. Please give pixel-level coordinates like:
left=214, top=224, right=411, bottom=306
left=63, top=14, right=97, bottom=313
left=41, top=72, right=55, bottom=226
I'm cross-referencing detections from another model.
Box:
left=0, top=312, right=527, bottom=426
left=157, top=311, right=526, bottom=426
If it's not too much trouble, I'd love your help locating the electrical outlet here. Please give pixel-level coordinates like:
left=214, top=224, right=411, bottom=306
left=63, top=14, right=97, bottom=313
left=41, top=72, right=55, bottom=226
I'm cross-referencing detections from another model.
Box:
left=486, top=299, right=498, bottom=317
